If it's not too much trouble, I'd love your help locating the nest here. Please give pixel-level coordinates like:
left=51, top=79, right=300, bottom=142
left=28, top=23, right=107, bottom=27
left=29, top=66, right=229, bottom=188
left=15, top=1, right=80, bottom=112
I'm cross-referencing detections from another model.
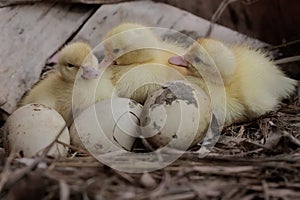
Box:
left=0, top=95, right=299, bottom=200
left=0, top=0, right=300, bottom=199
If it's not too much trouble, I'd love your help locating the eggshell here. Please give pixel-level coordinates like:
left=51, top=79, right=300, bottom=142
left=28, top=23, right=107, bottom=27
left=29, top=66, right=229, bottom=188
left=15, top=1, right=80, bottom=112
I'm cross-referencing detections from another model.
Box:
left=3, top=104, right=69, bottom=157
left=70, top=98, right=143, bottom=154
left=140, top=81, right=211, bottom=150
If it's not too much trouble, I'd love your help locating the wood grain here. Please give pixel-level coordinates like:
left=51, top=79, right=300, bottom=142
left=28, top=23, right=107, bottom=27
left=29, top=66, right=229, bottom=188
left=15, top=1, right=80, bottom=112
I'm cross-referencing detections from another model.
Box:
left=0, top=3, right=95, bottom=113
left=0, top=0, right=132, bottom=7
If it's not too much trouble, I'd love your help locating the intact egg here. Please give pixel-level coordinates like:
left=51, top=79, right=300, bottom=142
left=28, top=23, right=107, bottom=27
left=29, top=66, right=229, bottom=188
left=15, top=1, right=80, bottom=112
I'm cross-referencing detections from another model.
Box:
left=3, top=104, right=69, bottom=157
left=140, top=81, right=211, bottom=150
left=69, top=98, right=143, bottom=154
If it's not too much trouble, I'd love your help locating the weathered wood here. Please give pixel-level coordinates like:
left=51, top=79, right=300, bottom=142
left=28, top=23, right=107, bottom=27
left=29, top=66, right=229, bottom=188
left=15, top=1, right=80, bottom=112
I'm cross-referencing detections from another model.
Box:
left=0, top=0, right=132, bottom=7
left=73, top=1, right=265, bottom=56
left=156, top=0, right=300, bottom=45
left=0, top=3, right=95, bottom=113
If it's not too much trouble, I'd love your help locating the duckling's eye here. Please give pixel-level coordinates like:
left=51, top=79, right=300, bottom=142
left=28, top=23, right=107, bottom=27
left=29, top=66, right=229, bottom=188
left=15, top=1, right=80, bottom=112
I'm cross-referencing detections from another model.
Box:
left=194, top=57, right=201, bottom=63
left=67, top=63, right=75, bottom=68
left=113, top=48, right=120, bottom=54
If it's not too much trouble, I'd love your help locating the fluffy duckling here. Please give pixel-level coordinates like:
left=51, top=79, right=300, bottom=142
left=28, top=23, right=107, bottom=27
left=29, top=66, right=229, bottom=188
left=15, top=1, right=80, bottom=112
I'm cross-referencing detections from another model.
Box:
left=100, top=23, right=190, bottom=74
left=100, top=23, right=160, bottom=66
left=99, top=23, right=190, bottom=103
left=169, top=38, right=297, bottom=125
left=19, top=42, right=101, bottom=122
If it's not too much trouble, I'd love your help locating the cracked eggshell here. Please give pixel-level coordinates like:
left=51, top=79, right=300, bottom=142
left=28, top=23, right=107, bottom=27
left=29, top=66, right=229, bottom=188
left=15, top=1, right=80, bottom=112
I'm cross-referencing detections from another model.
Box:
left=70, top=98, right=143, bottom=154
left=140, top=81, right=211, bottom=150
left=3, top=104, right=69, bottom=157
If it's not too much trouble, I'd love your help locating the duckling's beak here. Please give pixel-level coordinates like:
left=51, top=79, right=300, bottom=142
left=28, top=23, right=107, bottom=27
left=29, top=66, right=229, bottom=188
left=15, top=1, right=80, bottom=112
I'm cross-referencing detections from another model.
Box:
left=81, top=66, right=100, bottom=80
left=98, top=56, right=116, bottom=69
left=168, top=56, right=189, bottom=67
left=47, top=53, right=59, bottom=65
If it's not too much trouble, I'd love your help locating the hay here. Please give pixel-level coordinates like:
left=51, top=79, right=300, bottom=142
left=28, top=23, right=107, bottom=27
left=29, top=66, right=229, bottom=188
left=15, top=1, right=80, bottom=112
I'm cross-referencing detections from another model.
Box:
left=0, top=0, right=299, bottom=199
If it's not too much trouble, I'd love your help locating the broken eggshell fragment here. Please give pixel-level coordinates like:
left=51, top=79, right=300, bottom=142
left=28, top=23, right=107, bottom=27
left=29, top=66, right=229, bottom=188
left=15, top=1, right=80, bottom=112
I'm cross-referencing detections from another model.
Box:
left=70, top=98, right=143, bottom=153
left=3, top=104, right=70, bottom=157
left=140, top=81, right=211, bottom=150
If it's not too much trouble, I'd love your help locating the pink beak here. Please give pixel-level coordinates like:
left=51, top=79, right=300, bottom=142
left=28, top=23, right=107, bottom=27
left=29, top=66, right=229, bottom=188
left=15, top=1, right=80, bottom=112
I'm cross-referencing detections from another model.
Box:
left=168, top=56, right=189, bottom=67
left=81, top=66, right=99, bottom=80
left=47, top=53, right=59, bottom=65
left=98, top=56, right=116, bottom=69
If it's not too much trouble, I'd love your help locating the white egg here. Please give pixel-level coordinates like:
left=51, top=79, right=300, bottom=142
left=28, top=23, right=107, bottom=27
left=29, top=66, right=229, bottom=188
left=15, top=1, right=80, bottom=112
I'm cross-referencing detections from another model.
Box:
left=3, top=104, right=69, bottom=157
left=69, top=98, right=143, bottom=154
left=140, top=81, right=211, bottom=150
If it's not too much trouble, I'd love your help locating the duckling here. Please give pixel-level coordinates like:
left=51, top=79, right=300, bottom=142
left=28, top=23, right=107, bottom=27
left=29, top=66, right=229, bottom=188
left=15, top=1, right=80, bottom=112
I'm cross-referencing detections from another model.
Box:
left=100, top=23, right=160, bottom=66
left=100, top=23, right=190, bottom=73
left=19, top=42, right=101, bottom=122
left=99, top=23, right=190, bottom=103
left=169, top=38, right=297, bottom=125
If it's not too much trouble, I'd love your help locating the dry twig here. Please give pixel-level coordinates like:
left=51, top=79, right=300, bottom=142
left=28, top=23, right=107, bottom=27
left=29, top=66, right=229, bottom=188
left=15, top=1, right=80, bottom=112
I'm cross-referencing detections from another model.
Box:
left=205, top=0, right=240, bottom=37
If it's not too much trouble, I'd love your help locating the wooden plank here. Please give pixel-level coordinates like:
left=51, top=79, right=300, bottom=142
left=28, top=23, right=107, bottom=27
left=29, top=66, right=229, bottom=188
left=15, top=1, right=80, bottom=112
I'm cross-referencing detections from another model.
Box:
left=0, top=3, right=95, bottom=113
left=73, top=0, right=266, bottom=54
left=156, top=0, right=300, bottom=45
left=0, top=0, right=132, bottom=7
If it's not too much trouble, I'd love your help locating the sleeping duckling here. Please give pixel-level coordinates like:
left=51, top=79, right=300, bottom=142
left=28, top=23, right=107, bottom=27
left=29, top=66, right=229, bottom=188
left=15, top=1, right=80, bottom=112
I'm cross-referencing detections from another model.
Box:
left=169, top=38, right=297, bottom=125
left=100, top=23, right=191, bottom=74
left=99, top=23, right=190, bottom=103
left=100, top=23, right=160, bottom=66
left=19, top=42, right=101, bottom=122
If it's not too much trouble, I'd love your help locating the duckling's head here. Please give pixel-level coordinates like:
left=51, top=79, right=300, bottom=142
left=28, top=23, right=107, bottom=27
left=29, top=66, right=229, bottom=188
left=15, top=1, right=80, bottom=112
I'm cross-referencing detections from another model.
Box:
left=100, top=23, right=160, bottom=67
left=57, top=42, right=99, bottom=82
left=196, top=39, right=236, bottom=80
left=169, top=38, right=236, bottom=84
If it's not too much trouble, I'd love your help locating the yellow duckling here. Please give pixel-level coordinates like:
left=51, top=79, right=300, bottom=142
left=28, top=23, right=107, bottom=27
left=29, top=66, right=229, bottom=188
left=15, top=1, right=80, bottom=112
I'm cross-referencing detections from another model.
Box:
left=19, top=42, right=101, bottom=122
left=169, top=38, right=297, bottom=125
left=99, top=23, right=190, bottom=103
